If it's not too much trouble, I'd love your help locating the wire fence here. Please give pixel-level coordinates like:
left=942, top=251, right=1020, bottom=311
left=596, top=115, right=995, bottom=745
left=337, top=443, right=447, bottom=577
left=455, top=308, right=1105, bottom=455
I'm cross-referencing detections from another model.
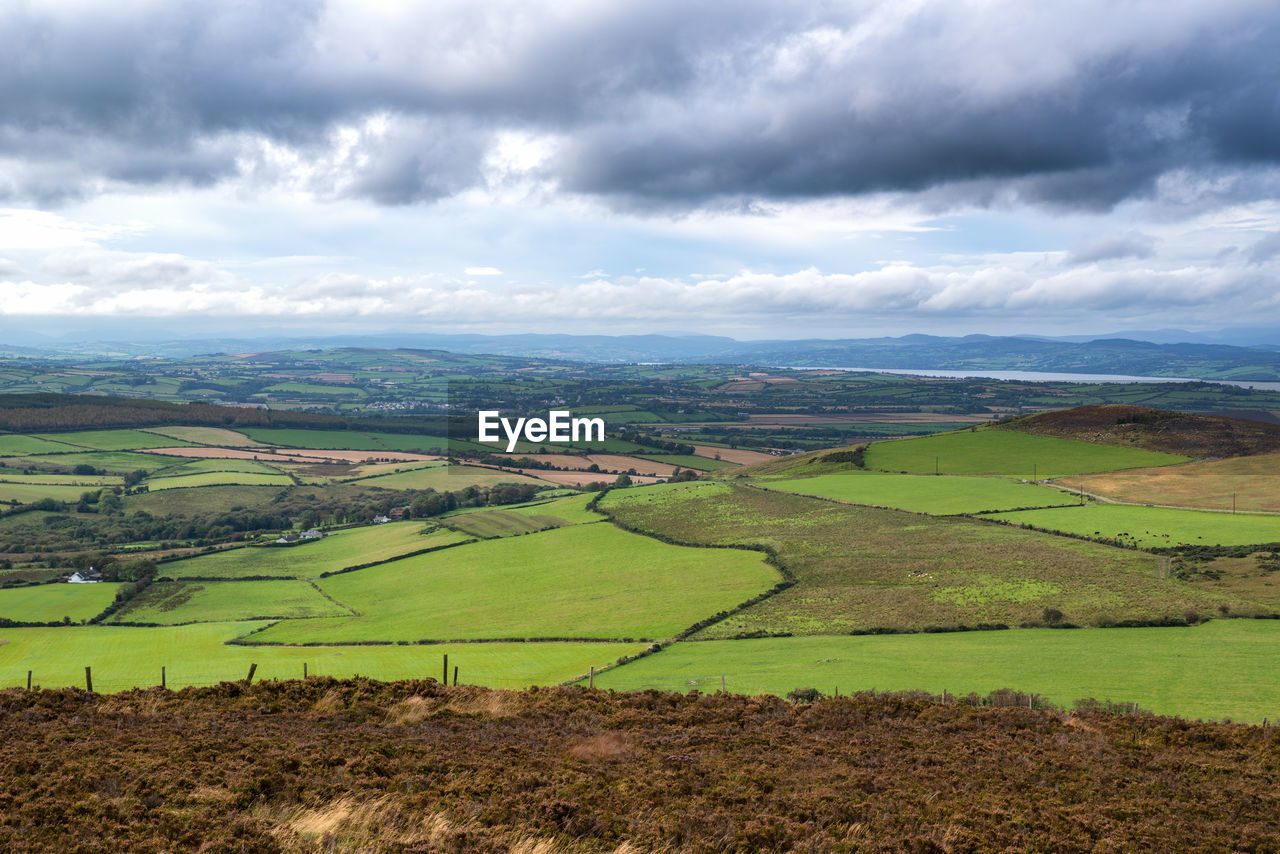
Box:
left=5, top=658, right=469, bottom=693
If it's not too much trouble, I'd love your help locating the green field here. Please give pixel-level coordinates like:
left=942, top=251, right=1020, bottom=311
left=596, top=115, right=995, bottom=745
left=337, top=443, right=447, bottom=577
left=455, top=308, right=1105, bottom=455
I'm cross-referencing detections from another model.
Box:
left=124, top=484, right=285, bottom=517
left=600, top=482, right=1239, bottom=634
left=240, top=428, right=451, bottom=452
left=0, top=481, right=111, bottom=504
left=0, top=583, right=122, bottom=623
left=0, top=623, right=645, bottom=691
left=444, top=509, right=589, bottom=539
left=0, top=472, right=122, bottom=486
left=111, top=579, right=351, bottom=624
left=352, top=463, right=544, bottom=490
left=590, top=621, right=1280, bottom=722
left=864, top=429, right=1190, bottom=477
left=249, top=522, right=779, bottom=644
left=633, top=453, right=737, bottom=471
left=264, top=382, right=367, bottom=396
left=159, top=523, right=469, bottom=579
left=15, top=450, right=195, bottom=474
left=32, top=430, right=195, bottom=451
left=992, top=504, right=1280, bottom=548
left=145, top=471, right=295, bottom=490
left=149, top=458, right=285, bottom=477
left=496, top=492, right=602, bottom=525
left=0, top=435, right=82, bottom=456
left=765, top=472, right=1078, bottom=515
left=442, top=492, right=603, bottom=538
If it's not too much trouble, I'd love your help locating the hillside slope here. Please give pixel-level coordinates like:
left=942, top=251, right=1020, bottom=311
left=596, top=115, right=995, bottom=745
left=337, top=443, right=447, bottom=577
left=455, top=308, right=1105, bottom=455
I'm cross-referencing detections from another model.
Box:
left=2, top=680, right=1278, bottom=852
left=996, top=404, right=1280, bottom=457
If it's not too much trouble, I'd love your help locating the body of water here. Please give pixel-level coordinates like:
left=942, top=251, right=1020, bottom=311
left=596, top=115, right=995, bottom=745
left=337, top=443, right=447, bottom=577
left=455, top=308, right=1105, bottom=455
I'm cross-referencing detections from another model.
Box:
left=787, top=366, right=1280, bottom=393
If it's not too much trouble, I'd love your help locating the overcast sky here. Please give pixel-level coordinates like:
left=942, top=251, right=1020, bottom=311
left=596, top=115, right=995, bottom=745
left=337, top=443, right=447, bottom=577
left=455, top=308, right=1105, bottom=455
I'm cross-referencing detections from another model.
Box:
left=2, top=0, right=1280, bottom=341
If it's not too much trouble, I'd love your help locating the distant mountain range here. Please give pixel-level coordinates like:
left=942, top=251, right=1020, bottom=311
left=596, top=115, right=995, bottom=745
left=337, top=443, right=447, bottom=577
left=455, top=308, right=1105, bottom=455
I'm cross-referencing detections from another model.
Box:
left=3, top=331, right=1280, bottom=381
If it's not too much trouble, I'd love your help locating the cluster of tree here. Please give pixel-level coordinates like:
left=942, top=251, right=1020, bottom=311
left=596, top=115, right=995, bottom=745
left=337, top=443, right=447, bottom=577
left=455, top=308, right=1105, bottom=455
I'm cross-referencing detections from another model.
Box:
left=407, top=483, right=542, bottom=518
left=68, top=553, right=157, bottom=583
left=470, top=452, right=562, bottom=470
left=616, top=429, right=695, bottom=455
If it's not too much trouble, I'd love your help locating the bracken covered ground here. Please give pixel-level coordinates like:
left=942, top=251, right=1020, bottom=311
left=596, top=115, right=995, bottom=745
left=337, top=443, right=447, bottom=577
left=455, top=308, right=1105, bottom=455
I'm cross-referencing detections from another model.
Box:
left=998, top=404, right=1280, bottom=458
left=2, top=679, right=1279, bottom=853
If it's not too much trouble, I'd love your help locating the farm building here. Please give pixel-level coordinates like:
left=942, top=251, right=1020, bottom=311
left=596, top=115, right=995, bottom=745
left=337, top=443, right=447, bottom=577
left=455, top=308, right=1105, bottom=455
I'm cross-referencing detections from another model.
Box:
left=67, top=567, right=102, bottom=584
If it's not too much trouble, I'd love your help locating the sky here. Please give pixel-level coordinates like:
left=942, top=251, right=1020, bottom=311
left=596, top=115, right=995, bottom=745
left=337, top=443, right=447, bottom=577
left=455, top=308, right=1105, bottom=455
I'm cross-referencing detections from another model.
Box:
left=2, top=0, right=1280, bottom=342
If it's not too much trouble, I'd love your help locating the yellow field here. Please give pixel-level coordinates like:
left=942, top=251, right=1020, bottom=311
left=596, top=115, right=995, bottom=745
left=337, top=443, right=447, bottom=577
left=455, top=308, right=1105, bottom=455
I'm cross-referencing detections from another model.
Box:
left=1060, top=453, right=1280, bottom=513
left=142, top=426, right=266, bottom=446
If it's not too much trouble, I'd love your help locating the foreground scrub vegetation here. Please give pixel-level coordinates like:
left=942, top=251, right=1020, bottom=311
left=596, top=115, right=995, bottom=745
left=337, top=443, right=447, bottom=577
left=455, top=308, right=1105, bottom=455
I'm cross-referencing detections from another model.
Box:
left=1, top=679, right=1278, bottom=852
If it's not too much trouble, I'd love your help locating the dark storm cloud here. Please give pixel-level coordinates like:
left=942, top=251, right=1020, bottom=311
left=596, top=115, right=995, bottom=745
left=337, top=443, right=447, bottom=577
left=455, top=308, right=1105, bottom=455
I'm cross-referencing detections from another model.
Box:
left=2, top=0, right=1278, bottom=209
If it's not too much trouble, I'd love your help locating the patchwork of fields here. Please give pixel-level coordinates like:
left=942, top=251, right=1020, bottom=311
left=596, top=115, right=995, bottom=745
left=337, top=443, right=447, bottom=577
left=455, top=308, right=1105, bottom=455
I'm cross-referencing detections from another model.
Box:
left=5, top=415, right=1280, bottom=722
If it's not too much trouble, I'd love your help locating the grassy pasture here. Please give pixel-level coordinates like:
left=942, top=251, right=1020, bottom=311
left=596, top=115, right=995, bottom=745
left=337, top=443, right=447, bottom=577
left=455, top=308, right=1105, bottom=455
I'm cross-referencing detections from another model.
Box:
left=0, top=472, right=121, bottom=486
left=240, top=428, right=451, bottom=452
left=1060, top=453, right=1280, bottom=513
left=444, top=510, right=585, bottom=539
left=864, top=429, right=1190, bottom=477
left=150, top=458, right=287, bottom=477
left=159, top=523, right=467, bottom=579
left=144, top=471, right=295, bottom=491
left=142, top=426, right=265, bottom=446
left=0, top=583, right=122, bottom=623
left=764, top=472, right=1077, bottom=515
left=111, top=579, right=350, bottom=624
left=32, top=429, right=195, bottom=451
left=0, top=435, right=82, bottom=456
left=15, top=450, right=195, bottom=474
left=0, top=623, right=645, bottom=691
left=250, top=523, right=779, bottom=644
left=351, top=464, right=544, bottom=490
left=0, top=481, right=106, bottom=504
left=591, top=621, right=1280, bottom=723
left=264, top=382, right=366, bottom=396
left=599, top=483, right=1238, bottom=635
left=125, top=484, right=284, bottom=517
left=495, top=492, right=601, bottom=525
left=992, top=504, right=1280, bottom=548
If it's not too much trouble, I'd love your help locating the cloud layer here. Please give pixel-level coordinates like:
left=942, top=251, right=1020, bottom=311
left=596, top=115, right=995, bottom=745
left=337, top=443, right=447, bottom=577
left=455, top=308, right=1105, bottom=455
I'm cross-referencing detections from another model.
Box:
left=3, top=0, right=1279, bottom=211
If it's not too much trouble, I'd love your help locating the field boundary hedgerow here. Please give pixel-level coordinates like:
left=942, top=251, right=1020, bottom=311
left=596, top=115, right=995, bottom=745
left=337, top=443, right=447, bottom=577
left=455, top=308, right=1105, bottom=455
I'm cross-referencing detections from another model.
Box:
left=577, top=487, right=798, bottom=679
left=316, top=537, right=481, bottom=578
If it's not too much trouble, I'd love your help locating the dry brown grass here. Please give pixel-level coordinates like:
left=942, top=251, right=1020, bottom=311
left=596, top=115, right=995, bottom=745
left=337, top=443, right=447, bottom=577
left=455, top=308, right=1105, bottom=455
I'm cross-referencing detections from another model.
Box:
left=1060, top=452, right=1280, bottom=513
left=382, top=687, right=517, bottom=725
left=567, top=732, right=631, bottom=762
left=270, top=794, right=647, bottom=854
left=690, top=445, right=775, bottom=465
left=268, top=795, right=461, bottom=853
left=311, top=687, right=346, bottom=715
left=93, top=688, right=168, bottom=719
left=4, top=680, right=1280, bottom=852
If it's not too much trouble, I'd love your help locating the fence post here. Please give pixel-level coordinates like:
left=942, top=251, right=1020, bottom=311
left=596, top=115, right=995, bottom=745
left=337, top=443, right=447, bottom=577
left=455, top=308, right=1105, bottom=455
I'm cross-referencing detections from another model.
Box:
left=721, top=674, right=726, bottom=694
left=161, top=666, right=166, bottom=689
left=27, top=670, right=32, bottom=691
left=85, top=666, right=92, bottom=693
left=303, top=662, right=308, bottom=679
left=442, top=653, right=448, bottom=685
left=589, top=666, right=594, bottom=689
left=453, top=665, right=458, bottom=686
left=245, top=663, right=257, bottom=685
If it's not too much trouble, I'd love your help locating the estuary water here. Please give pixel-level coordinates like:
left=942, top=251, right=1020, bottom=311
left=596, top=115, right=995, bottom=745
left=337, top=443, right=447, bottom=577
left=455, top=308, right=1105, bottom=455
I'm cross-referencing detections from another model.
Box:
left=789, top=367, right=1280, bottom=392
